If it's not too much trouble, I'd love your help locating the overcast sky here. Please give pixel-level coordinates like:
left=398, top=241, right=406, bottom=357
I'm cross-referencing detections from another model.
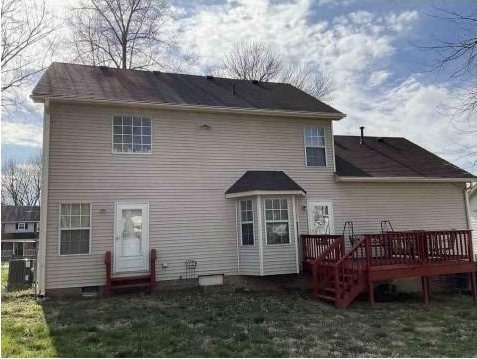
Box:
left=2, top=0, right=476, bottom=174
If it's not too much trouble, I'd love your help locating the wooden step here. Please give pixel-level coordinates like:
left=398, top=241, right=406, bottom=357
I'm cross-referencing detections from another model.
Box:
left=111, top=275, right=151, bottom=283
left=111, top=282, right=152, bottom=290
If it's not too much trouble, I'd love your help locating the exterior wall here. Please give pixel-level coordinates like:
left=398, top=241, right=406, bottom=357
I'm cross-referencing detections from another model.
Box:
left=44, top=101, right=469, bottom=290
left=298, top=182, right=468, bottom=249
left=45, top=102, right=334, bottom=290
left=469, top=191, right=477, bottom=259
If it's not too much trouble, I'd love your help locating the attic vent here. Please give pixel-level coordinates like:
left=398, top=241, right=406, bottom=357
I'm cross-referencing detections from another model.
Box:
left=252, top=79, right=259, bottom=85
left=206, top=75, right=214, bottom=80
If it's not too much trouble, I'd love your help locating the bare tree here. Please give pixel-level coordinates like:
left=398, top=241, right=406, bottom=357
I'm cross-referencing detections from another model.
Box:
left=70, top=0, right=175, bottom=70
left=1, top=157, right=42, bottom=207
left=1, top=0, right=55, bottom=95
left=223, top=42, right=282, bottom=82
left=421, top=5, right=476, bottom=113
left=280, top=65, right=335, bottom=101
left=223, top=41, right=334, bottom=100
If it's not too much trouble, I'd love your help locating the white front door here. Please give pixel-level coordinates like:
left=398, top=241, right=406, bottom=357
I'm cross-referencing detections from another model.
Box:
left=307, top=201, right=334, bottom=234
left=114, top=203, right=149, bottom=273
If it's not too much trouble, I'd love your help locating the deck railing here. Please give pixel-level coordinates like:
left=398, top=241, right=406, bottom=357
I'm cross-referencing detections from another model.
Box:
left=363, top=230, right=473, bottom=266
left=301, top=234, right=344, bottom=262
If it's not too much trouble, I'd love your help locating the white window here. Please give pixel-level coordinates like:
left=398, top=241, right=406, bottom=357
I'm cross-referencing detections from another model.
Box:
left=113, top=116, right=151, bottom=153
left=265, top=199, right=290, bottom=245
left=59, top=203, right=91, bottom=255
left=17, top=223, right=26, bottom=230
left=239, top=200, right=254, bottom=245
left=304, top=128, right=326, bottom=166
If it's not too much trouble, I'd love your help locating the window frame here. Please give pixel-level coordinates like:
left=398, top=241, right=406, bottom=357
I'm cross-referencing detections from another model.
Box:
left=111, top=115, right=153, bottom=155
left=58, top=201, right=92, bottom=257
left=264, top=198, right=292, bottom=246
left=17, top=222, right=26, bottom=230
left=239, top=199, right=255, bottom=246
left=303, top=127, right=327, bottom=167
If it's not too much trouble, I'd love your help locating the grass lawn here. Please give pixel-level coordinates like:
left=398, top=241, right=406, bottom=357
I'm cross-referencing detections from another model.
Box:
left=1, top=274, right=476, bottom=357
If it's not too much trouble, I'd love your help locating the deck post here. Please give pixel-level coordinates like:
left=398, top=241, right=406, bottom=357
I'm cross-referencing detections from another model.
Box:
left=364, top=236, right=374, bottom=306
left=469, top=271, right=477, bottom=302
left=312, top=260, right=319, bottom=297
left=421, top=276, right=430, bottom=305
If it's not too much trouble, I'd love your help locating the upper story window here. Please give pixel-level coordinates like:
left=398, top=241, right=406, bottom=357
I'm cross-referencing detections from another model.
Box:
left=239, top=199, right=254, bottom=246
left=265, top=199, right=290, bottom=245
left=113, top=116, right=151, bottom=154
left=59, top=203, right=91, bottom=255
left=304, top=127, right=326, bottom=167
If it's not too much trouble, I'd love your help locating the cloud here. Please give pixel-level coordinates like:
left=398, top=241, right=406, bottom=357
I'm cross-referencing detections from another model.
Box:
left=367, top=70, right=392, bottom=87
left=1, top=120, right=43, bottom=147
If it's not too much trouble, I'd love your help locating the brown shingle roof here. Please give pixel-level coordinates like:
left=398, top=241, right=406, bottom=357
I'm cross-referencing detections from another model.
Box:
left=32, top=63, right=343, bottom=115
left=226, top=171, right=306, bottom=194
left=1, top=206, right=40, bottom=222
left=334, top=136, right=475, bottom=179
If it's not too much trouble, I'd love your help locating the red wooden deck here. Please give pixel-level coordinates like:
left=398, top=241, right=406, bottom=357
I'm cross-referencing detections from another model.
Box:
left=302, top=230, right=476, bottom=309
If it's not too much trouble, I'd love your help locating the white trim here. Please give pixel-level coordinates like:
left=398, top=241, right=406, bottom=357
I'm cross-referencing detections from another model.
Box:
left=304, top=127, right=327, bottom=168
left=307, top=200, right=335, bottom=235
left=235, top=201, right=240, bottom=273
left=335, top=175, right=476, bottom=183
left=17, top=223, right=26, bottom=230
left=292, top=196, right=300, bottom=274
left=238, top=199, right=256, bottom=247
left=113, top=201, right=150, bottom=274
left=464, top=187, right=472, bottom=231
left=37, top=99, right=50, bottom=296
left=57, top=202, right=92, bottom=256
left=31, top=95, right=346, bottom=120
left=225, top=190, right=305, bottom=199
left=111, top=115, right=153, bottom=155
left=263, top=197, right=293, bottom=246
left=330, top=124, right=336, bottom=173
left=256, top=195, right=264, bottom=276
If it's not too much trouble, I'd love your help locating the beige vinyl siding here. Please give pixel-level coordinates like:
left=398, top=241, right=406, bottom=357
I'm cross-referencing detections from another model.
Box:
left=45, top=101, right=469, bottom=290
left=298, top=182, right=468, bottom=249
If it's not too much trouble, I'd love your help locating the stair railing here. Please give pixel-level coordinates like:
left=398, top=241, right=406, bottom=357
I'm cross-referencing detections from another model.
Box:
left=311, top=236, right=345, bottom=296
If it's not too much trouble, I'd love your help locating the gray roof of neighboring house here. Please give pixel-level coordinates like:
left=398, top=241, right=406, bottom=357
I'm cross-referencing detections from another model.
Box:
left=1, top=206, right=40, bottom=222
left=226, top=171, right=306, bottom=194
left=334, top=136, right=476, bottom=179
left=31, top=62, right=343, bottom=115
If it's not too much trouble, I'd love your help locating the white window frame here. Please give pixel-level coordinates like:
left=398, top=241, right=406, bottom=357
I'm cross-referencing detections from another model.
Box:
left=239, top=199, right=255, bottom=246
left=58, top=202, right=92, bottom=256
left=17, top=222, right=26, bottom=230
left=111, top=115, right=153, bottom=155
left=304, top=127, right=327, bottom=167
left=264, top=198, right=292, bottom=246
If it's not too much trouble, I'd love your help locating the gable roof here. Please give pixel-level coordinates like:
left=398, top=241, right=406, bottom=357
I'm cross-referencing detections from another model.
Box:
left=1, top=206, right=40, bottom=223
left=334, top=136, right=476, bottom=180
left=31, top=63, right=344, bottom=117
left=226, top=171, right=306, bottom=195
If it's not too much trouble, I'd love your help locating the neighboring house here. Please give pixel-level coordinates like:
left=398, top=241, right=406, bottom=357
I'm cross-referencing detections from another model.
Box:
left=468, top=184, right=477, bottom=260
left=31, top=63, right=476, bottom=295
left=1, top=206, right=40, bottom=260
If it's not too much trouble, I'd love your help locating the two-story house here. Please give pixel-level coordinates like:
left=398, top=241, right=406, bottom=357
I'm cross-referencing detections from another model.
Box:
left=31, top=63, right=476, bottom=296
left=1, top=206, right=40, bottom=260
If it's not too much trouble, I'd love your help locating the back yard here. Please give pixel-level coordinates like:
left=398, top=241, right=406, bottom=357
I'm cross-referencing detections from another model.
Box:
left=1, top=267, right=477, bottom=357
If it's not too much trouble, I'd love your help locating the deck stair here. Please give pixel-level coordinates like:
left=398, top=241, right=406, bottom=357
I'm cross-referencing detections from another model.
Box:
left=104, top=249, right=156, bottom=297
left=302, top=230, right=476, bottom=309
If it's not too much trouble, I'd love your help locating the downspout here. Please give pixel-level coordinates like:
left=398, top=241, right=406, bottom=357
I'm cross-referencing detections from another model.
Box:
left=257, top=195, right=264, bottom=276
left=235, top=200, right=240, bottom=273
left=464, top=183, right=473, bottom=230
left=292, top=196, right=300, bottom=273
left=37, top=98, right=50, bottom=297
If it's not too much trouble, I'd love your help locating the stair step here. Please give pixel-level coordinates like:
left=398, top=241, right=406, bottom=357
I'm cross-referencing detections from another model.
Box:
left=111, top=282, right=152, bottom=290
left=315, top=293, right=337, bottom=302
left=111, top=275, right=151, bottom=283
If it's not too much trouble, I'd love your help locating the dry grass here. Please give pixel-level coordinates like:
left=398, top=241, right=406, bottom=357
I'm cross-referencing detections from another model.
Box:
left=1, top=274, right=477, bottom=357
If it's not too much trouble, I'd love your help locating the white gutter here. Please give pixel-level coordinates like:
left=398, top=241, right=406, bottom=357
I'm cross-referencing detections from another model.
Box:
left=37, top=99, right=50, bottom=296
left=335, top=175, right=476, bottom=183
left=30, top=95, right=346, bottom=120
